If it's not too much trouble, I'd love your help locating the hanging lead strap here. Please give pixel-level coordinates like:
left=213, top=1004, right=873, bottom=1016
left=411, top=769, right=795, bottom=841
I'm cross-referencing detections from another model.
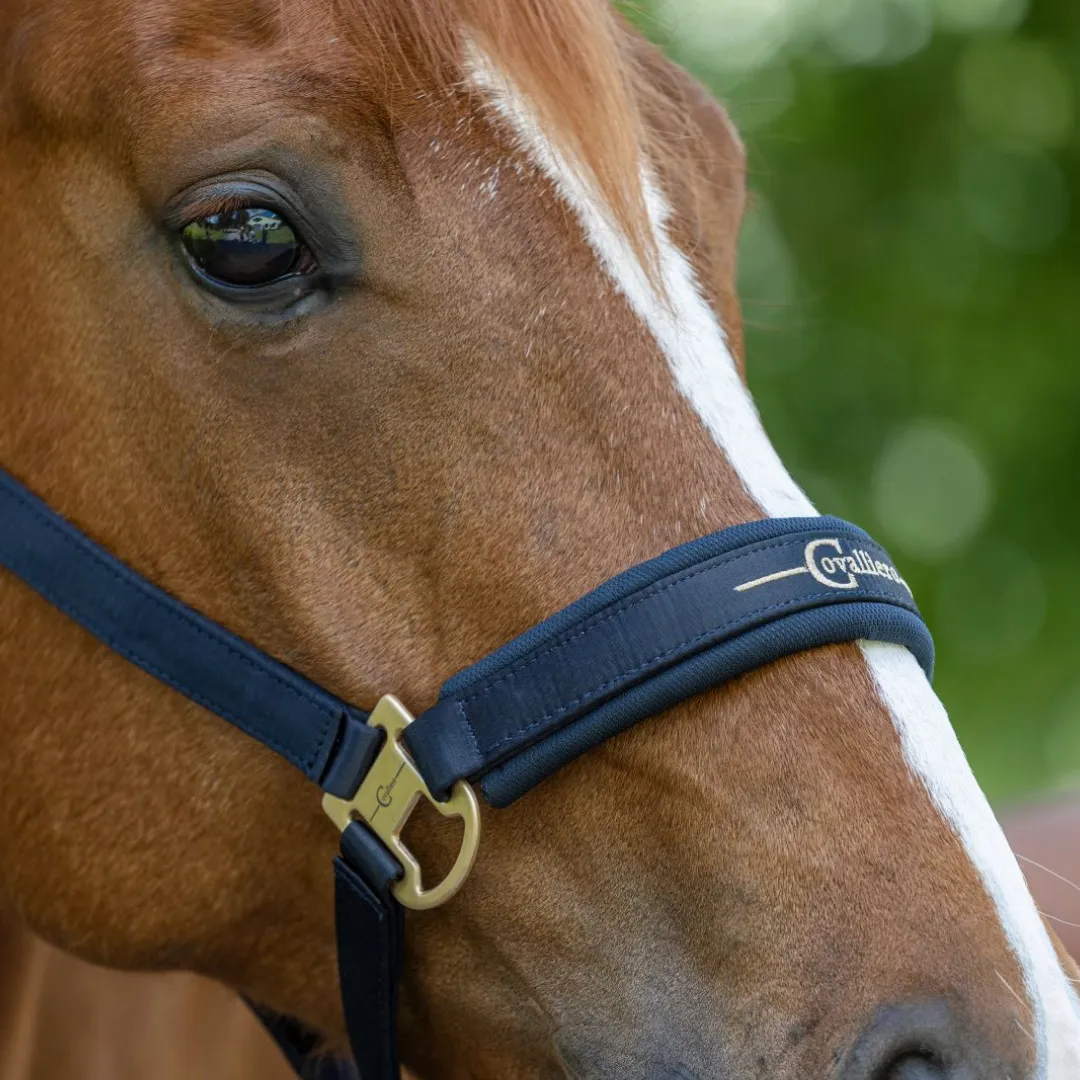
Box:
left=334, top=823, right=406, bottom=1080
left=321, top=695, right=482, bottom=1080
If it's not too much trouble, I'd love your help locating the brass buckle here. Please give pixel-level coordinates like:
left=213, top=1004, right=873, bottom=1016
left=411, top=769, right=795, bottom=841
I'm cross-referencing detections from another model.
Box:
left=322, top=695, right=481, bottom=911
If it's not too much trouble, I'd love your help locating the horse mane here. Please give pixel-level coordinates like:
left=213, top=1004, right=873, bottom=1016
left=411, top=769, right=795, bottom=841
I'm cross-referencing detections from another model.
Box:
left=333, top=0, right=662, bottom=270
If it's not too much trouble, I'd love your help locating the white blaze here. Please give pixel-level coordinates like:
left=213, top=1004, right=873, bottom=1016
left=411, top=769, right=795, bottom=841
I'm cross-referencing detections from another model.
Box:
left=468, top=51, right=1080, bottom=1077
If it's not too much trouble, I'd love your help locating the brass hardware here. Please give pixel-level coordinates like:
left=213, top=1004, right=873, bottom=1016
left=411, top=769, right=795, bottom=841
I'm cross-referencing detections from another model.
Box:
left=323, top=695, right=481, bottom=911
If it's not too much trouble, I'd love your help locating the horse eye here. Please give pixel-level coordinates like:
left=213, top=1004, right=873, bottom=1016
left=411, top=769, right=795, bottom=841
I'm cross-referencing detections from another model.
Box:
left=179, top=207, right=313, bottom=287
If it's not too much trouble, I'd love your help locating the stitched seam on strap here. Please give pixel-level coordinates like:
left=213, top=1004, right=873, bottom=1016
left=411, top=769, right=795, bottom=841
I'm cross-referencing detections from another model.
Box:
left=458, top=700, right=481, bottom=757
left=14, top=569, right=333, bottom=774
left=0, top=483, right=336, bottom=773
left=478, top=590, right=896, bottom=754
left=455, top=542, right=775, bottom=712
left=458, top=535, right=877, bottom=708
left=337, top=864, right=393, bottom=1074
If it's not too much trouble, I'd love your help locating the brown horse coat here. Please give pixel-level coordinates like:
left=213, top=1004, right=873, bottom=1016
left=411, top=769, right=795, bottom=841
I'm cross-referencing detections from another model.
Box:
left=1, top=797, right=1078, bottom=1079
left=3, top=0, right=1080, bottom=1076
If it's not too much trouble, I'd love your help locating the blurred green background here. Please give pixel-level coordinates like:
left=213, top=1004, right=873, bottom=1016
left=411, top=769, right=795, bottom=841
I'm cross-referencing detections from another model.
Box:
left=624, top=0, right=1079, bottom=804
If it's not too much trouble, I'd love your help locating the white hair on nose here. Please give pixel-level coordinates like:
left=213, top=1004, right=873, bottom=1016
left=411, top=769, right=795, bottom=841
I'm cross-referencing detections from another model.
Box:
left=466, top=45, right=1080, bottom=1079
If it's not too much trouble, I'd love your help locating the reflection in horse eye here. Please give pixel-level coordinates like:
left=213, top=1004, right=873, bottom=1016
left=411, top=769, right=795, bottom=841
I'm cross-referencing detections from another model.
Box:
left=180, top=206, right=310, bottom=287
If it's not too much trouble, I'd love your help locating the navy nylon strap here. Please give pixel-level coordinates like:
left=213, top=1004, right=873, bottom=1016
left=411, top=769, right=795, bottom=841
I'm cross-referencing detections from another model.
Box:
left=0, top=466, right=397, bottom=1078
left=254, top=820, right=405, bottom=1080
left=0, top=467, right=379, bottom=800
left=404, top=518, right=933, bottom=804
left=335, top=822, right=406, bottom=1080
left=0, top=463, right=935, bottom=1080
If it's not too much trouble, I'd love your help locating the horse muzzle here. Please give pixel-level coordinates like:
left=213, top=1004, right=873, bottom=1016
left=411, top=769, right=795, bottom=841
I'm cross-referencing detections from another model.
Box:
left=840, top=999, right=1014, bottom=1080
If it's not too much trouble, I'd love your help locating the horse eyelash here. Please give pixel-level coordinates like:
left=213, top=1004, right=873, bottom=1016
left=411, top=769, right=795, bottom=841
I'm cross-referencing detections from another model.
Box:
left=175, top=190, right=282, bottom=227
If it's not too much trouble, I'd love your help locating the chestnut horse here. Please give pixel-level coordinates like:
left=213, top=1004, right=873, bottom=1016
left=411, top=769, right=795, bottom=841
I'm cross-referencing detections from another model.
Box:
left=1, top=1, right=1078, bottom=1077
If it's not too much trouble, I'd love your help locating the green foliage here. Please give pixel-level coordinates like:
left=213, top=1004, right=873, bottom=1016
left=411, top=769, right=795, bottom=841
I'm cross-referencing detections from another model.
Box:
left=631, top=0, right=1080, bottom=802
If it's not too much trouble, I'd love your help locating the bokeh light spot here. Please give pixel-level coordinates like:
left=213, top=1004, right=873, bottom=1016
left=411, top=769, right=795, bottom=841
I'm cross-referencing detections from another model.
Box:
left=957, top=145, right=1069, bottom=253
left=933, top=0, right=1027, bottom=33
left=934, top=539, right=1046, bottom=664
left=873, top=420, right=993, bottom=560
left=657, top=0, right=1028, bottom=75
left=658, top=0, right=798, bottom=72
left=723, top=64, right=797, bottom=132
left=957, top=38, right=1074, bottom=150
left=823, top=0, right=933, bottom=66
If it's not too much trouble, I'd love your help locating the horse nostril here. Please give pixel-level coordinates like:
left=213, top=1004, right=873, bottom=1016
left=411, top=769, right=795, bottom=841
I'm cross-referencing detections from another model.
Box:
left=839, top=1001, right=960, bottom=1080
left=887, top=1055, right=948, bottom=1080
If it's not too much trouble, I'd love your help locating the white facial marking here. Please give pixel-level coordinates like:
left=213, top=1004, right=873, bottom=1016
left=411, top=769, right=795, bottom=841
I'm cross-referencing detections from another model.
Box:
left=467, top=49, right=1080, bottom=1077
left=863, top=642, right=1080, bottom=1076
left=468, top=51, right=812, bottom=519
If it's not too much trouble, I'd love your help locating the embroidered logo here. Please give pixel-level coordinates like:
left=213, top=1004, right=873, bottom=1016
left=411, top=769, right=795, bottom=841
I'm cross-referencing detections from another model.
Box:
left=735, top=538, right=910, bottom=595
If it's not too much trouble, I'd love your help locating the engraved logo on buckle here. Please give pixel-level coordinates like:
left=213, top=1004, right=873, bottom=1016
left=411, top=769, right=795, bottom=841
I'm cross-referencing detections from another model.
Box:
left=322, top=696, right=481, bottom=911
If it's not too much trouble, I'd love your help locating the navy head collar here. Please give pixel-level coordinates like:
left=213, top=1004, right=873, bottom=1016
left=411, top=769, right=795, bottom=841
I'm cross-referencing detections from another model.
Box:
left=0, top=465, right=932, bottom=1080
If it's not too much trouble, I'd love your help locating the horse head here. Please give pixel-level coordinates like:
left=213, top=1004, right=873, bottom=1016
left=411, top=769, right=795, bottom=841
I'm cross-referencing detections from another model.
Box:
left=1, top=1, right=1077, bottom=1076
